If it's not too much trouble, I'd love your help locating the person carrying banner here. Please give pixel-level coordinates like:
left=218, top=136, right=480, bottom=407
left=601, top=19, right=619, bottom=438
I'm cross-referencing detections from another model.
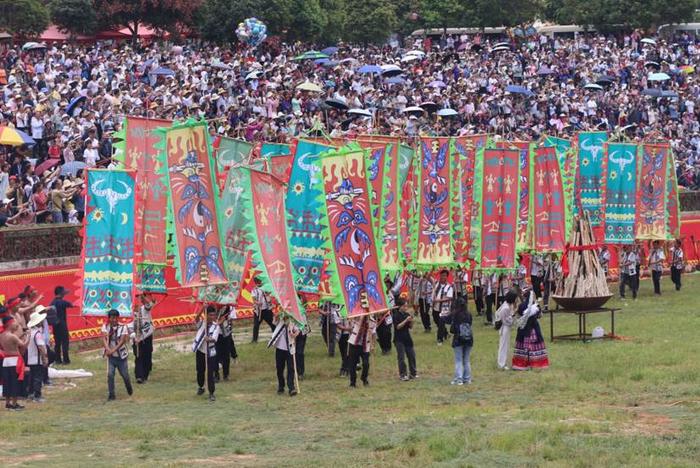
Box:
left=648, top=240, right=666, bottom=295
left=215, top=306, right=237, bottom=382
left=471, top=270, right=484, bottom=317
left=132, top=293, right=156, bottom=384
left=268, top=315, right=299, bottom=396
left=670, top=239, right=684, bottom=291
left=102, top=309, right=133, bottom=401
left=192, top=306, right=220, bottom=401
left=530, top=254, right=545, bottom=298
left=431, top=270, right=454, bottom=345
left=417, top=271, right=434, bottom=332
left=377, top=277, right=395, bottom=354
left=336, top=313, right=351, bottom=377
left=392, top=298, right=417, bottom=381
left=319, top=302, right=340, bottom=357
left=252, top=278, right=274, bottom=343
left=348, top=315, right=376, bottom=387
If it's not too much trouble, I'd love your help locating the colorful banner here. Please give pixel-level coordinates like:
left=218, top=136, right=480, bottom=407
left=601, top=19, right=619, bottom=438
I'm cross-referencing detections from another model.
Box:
left=81, top=170, right=136, bottom=316
left=286, top=139, right=335, bottom=293
left=544, top=136, right=576, bottom=238
left=164, top=121, right=227, bottom=288
left=317, top=148, right=388, bottom=317
left=400, top=158, right=417, bottom=264
left=214, top=136, right=253, bottom=172
left=576, top=132, right=608, bottom=226
left=243, top=168, right=306, bottom=324
left=636, top=143, right=670, bottom=240
left=533, top=147, right=566, bottom=252
left=378, top=143, right=401, bottom=272
left=453, top=135, right=487, bottom=264
left=667, top=159, right=681, bottom=240
left=414, top=137, right=452, bottom=267
left=498, top=141, right=534, bottom=252
left=478, top=149, right=520, bottom=270
left=603, top=143, right=639, bottom=244
left=197, top=165, right=250, bottom=304
left=261, top=142, right=291, bottom=157
left=268, top=153, right=295, bottom=184
left=364, top=145, right=387, bottom=237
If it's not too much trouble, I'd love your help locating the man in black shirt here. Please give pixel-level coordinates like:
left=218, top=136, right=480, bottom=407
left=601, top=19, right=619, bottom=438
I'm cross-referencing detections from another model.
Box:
left=49, top=286, right=74, bottom=365
left=392, top=298, right=417, bottom=381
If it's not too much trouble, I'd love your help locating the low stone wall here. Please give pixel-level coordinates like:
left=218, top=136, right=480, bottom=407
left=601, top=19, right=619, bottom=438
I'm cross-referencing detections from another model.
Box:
left=0, top=224, right=82, bottom=271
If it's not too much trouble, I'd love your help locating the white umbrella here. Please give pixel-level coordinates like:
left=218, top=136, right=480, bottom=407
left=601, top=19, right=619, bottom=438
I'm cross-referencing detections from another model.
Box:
left=348, top=108, right=372, bottom=117
left=401, top=55, right=420, bottom=63
left=405, top=50, right=425, bottom=57
left=245, top=71, right=261, bottom=80
left=584, top=83, right=604, bottom=90
left=296, top=81, right=323, bottom=93
left=380, top=64, right=403, bottom=76
left=648, top=72, right=671, bottom=81
left=437, top=108, right=458, bottom=117
left=402, top=106, right=425, bottom=115
left=641, top=38, right=657, bottom=45
left=491, top=45, right=511, bottom=53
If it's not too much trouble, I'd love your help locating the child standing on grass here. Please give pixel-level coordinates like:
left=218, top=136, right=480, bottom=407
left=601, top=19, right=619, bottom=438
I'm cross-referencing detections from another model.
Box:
left=103, top=309, right=133, bottom=401
left=192, top=306, right=219, bottom=402
left=392, top=297, right=418, bottom=381
left=449, top=297, right=473, bottom=385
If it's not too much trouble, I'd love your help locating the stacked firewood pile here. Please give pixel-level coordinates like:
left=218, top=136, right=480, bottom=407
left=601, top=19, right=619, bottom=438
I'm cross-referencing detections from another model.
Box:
left=559, top=212, right=611, bottom=297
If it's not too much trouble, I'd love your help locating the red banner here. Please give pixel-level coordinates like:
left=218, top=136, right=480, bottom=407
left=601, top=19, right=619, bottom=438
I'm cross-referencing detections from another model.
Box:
left=667, top=161, right=680, bottom=239
left=400, top=159, right=416, bottom=264
left=165, top=122, right=227, bottom=288
left=636, top=143, right=670, bottom=240
left=533, top=147, right=567, bottom=252
left=416, top=137, right=452, bottom=266
left=363, top=145, right=387, bottom=236
left=248, top=169, right=305, bottom=323
left=453, top=135, right=487, bottom=264
left=319, top=149, right=388, bottom=317
left=268, top=153, right=295, bottom=184
left=124, top=117, right=171, bottom=265
left=480, top=149, right=520, bottom=269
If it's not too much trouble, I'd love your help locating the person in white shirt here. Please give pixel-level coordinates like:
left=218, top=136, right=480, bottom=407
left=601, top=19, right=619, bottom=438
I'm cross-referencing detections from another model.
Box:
left=417, top=271, right=434, bottom=332
left=431, top=270, right=454, bottom=345
left=268, top=315, right=299, bottom=396
left=648, top=240, right=666, bottom=295
left=102, top=309, right=133, bottom=401
left=495, top=291, right=518, bottom=370
left=251, top=278, right=275, bottom=343
left=670, top=239, right=685, bottom=291
left=27, top=309, right=49, bottom=402
left=215, top=306, right=237, bottom=382
left=530, top=254, right=545, bottom=298
left=132, top=293, right=156, bottom=384
left=619, top=245, right=639, bottom=299
left=192, top=306, right=220, bottom=401
left=599, top=245, right=611, bottom=278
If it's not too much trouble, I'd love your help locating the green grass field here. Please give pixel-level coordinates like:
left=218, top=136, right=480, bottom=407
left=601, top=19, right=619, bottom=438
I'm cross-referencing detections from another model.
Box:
left=3, top=275, right=700, bottom=467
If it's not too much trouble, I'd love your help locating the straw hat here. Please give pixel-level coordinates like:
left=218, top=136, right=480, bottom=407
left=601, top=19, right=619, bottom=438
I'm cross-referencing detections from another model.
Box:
left=27, top=308, right=47, bottom=328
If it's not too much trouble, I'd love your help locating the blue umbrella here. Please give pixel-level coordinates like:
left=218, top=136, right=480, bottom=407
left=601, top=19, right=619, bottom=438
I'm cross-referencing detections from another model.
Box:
left=642, top=88, right=662, bottom=97
left=386, top=76, right=406, bottom=85
left=322, top=60, right=339, bottom=68
left=506, top=85, right=534, bottom=96
left=61, top=161, right=87, bottom=176
left=151, top=67, right=175, bottom=76
left=429, top=80, right=447, bottom=88
left=66, top=96, right=86, bottom=116
left=358, top=65, right=382, bottom=74
left=321, top=46, right=339, bottom=55
left=314, top=58, right=330, bottom=65
left=537, top=66, right=554, bottom=75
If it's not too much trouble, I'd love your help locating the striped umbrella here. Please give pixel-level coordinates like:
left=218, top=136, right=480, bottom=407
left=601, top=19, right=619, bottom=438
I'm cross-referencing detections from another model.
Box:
left=0, top=126, right=34, bottom=146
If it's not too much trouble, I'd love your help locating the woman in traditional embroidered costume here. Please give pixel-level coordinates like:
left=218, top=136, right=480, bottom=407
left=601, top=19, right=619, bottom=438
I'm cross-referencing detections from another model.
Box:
left=511, top=291, right=549, bottom=371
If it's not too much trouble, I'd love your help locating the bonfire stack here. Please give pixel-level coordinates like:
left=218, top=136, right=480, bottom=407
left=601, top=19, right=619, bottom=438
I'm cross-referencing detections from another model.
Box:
left=560, top=212, right=611, bottom=298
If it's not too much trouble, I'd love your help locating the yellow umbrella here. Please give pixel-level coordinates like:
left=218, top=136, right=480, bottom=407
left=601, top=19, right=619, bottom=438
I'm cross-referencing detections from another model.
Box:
left=296, top=81, right=323, bottom=93
left=0, top=126, right=35, bottom=146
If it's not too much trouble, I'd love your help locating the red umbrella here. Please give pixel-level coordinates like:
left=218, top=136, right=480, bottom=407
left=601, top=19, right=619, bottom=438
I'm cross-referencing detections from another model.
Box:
left=35, top=158, right=60, bottom=176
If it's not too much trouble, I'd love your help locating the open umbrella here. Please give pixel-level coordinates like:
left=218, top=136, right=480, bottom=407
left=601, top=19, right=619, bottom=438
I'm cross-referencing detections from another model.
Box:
left=320, top=46, right=339, bottom=55
left=583, top=83, right=604, bottom=91
left=437, top=108, right=458, bottom=117
left=401, top=55, right=420, bottom=63
left=641, top=38, right=656, bottom=46
left=405, top=50, right=425, bottom=57
left=681, top=65, right=695, bottom=74
left=642, top=88, right=663, bottom=97
left=429, top=80, right=447, bottom=88
left=358, top=65, right=382, bottom=74
left=348, top=108, right=372, bottom=118
left=402, top=106, right=424, bottom=116
left=35, top=158, right=60, bottom=175
left=648, top=72, right=670, bottom=81
left=506, top=85, right=534, bottom=96
left=339, top=58, right=358, bottom=65
left=493, top=42, right=511, bottom=49
left=385, top=76, right=406, bottom=85
left=66, top=95, right=87, bottom=116
left=381, top=64, right=403, bottom=77
left=150, top=67, right=175, bottom=76
left=314, top=58, right=331, bottom=65
left=596, top=75, right=615, bottom=85
left=644, top=61, right=661, bottom=70
left=420, top=102, right=439, bottom=113
left=537, top=66, right=554, bottom=76
left=491, top=45, right=511, bottom=53
left=22, top=42, right=46, bottom=51
left=245, top=70, right=261, bottom=80
left=325, top=98, right=348, bottom=110
left=293, top=51, right=329, bottom=61
left=321, top=60, right=339, bottom=67
left=0, top=126, right=34, bottom=146
left=660, top=90, right=679, bottom=98
left=61, top=161, right=87, bottom=176
left=296, top=81, right=323, bottom=93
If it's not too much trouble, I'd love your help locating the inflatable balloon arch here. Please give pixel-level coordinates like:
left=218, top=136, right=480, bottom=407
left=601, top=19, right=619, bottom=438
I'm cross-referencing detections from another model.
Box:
left=236, top=17, right=268, bottom=48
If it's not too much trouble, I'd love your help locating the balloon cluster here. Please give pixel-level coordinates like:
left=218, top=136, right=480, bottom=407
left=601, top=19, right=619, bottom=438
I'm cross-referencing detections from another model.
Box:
left=236, top=17, right=267, bottom=48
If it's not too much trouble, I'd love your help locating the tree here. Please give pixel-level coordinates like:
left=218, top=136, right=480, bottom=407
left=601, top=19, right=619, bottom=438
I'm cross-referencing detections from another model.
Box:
left=50, top=0, right=98, bottom=37
left=470, top=0, right=541, bottom=28
left=343, top=0, right=398, bottom=44
left=94, top=0, right=204, bottom=39
left=287, top=0, right=328, bottom=42
left=319, top=0, right=346, bottom=44
left=0, top=0, right=49, bottom=37
left=418, top=0, right=470, bottom=29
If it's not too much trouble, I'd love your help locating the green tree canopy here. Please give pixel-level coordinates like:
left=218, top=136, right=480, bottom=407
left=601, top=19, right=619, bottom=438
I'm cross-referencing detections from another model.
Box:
left=343, top=0, right=398, bottom=44
left=51, top=0, right=98, bottom=36
left=0, top=0, right=50, bottom=37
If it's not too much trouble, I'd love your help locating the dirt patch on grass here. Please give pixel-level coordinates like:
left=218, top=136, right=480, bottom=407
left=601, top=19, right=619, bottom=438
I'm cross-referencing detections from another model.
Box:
left=5, top=454, right=47, bottom=466
left=183, top=454, right=257, bottom=465
left=622, top=412, right=678, bottom=436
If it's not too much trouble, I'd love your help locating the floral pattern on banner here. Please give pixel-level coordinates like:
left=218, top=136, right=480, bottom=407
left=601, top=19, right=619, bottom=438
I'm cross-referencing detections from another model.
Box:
left=533, top=147, right=566, bottom=252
